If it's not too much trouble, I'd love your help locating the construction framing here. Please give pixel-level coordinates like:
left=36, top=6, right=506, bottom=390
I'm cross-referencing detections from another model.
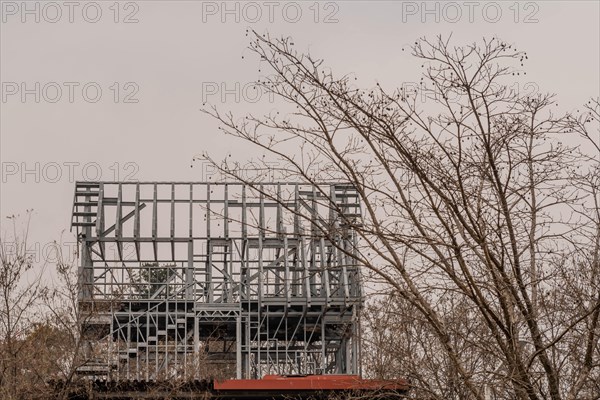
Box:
left=71, top=181, right=363, bottom=381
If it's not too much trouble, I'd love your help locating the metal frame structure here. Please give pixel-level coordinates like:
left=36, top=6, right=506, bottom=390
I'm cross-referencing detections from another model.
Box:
left=71, top=181, right=363, bottom=381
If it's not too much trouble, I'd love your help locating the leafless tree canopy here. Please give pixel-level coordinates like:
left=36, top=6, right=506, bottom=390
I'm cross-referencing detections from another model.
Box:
left=203, top=33, right=600, bottom=400
left=0, top=213, right=93, bottom=399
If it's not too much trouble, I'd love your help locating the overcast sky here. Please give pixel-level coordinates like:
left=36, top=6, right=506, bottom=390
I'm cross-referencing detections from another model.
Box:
left=1, top=0, right=599, bottom=257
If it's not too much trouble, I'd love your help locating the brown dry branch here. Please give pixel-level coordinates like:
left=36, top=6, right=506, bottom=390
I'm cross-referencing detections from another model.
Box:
left=201, top=33, right=600, bottom=400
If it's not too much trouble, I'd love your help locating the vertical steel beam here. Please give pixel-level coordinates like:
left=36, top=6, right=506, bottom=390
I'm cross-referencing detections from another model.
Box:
left=134, top=183, right=140, bottom=260
left=187, top=184, right=194, bottom=297
left=152, top=183, right=158, bottom=261
left=116, top=183, right=123, bottom=261
left=236, top=313, right=242, bottom=379
left=257, top=186, right=265, bottom=377
left=206, top=183, right=212, bottom=302
left=170, top=183, right=175, bottom=261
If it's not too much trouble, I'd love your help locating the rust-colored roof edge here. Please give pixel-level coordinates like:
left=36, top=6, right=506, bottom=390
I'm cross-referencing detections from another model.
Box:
left=214, top=374, right=410, bottom=391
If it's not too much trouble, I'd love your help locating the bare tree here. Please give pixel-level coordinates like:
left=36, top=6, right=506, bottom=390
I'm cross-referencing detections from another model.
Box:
left=41, top=239, right=98, bottom=400
left=202, top=33, right=600, bottom=399
left=0, top=214, right=102, bottom=399
left=0, top=211, right=48, bottom=399
left=362, top=292, right=496, bottom=399
left=555, top=98, right=600, bottom=399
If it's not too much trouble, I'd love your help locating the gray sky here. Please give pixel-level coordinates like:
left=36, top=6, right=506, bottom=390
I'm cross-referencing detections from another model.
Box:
left=1, top=0, right=599, bottom=256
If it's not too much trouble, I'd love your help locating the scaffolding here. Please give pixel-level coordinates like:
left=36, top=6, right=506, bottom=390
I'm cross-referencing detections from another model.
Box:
left=71, top=181, right=363, bottom=381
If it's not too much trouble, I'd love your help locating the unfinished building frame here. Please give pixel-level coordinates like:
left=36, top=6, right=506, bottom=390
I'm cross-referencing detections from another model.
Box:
left=71, top=181, right=363, bottom=381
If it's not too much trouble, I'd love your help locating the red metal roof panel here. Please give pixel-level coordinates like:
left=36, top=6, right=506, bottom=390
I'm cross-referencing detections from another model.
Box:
left=214, top=375, right=409, bottom=391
